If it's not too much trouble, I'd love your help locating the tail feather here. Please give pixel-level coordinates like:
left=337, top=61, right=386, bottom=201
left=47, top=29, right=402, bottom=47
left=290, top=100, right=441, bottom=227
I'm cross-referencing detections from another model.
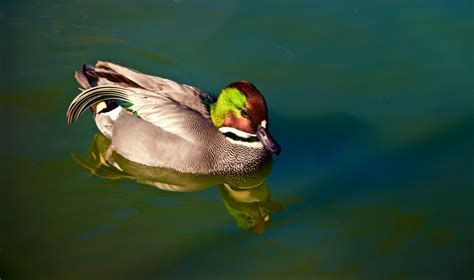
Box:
left=74, top=64, right=99, bottom=89
left=81, top=63, right=140, bottom=87
left=66, top=85, right=132, bottom=124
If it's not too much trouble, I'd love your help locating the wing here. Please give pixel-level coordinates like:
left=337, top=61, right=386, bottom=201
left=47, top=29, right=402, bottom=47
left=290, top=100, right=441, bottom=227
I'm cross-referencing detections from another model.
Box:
left=68, top=62, right=217, bottom=142
left=91, top=61, right=215, bottom=118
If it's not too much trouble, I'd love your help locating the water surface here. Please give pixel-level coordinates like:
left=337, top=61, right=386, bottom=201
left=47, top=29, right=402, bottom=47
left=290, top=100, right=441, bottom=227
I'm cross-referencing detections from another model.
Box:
left=1, top=0, right=473, bottom=279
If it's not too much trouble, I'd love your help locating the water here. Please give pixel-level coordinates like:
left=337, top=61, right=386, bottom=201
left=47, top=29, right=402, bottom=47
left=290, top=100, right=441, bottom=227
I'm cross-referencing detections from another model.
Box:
left=1, top=0, right=473, bottom=278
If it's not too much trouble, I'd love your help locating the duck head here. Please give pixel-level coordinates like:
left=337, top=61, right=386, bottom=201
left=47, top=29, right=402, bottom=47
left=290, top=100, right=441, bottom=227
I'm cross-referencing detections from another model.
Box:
left=211, top=81, right=281, bottom=155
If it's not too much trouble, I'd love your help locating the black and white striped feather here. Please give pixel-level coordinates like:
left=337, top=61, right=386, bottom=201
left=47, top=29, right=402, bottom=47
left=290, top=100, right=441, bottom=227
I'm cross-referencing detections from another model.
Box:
left=67, top=84, right=214, bottom=143
left=91, top=61, right=215, bottom=118
left=67, top=61, right=219, bottom=143
left=66, top=85, right=130, bottom=124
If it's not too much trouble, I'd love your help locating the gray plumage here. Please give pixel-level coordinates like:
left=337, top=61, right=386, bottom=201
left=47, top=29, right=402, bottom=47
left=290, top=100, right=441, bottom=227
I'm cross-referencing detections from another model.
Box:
left=67, top=61, right=272, bottom=177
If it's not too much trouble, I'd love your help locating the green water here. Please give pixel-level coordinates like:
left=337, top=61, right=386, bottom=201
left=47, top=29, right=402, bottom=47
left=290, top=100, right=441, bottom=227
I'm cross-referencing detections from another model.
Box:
left=1, top=0, right=473, bottom=279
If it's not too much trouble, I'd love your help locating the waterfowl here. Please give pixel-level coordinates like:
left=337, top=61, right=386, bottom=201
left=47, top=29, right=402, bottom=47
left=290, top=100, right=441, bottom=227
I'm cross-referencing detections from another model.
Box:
left=67, top=61, right=281, bottom=176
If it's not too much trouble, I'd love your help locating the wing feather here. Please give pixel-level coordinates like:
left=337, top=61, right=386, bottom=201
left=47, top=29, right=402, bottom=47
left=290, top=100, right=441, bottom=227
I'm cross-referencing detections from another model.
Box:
left=93, top=61, right=215, bottom=118
left=67, top=85, right=213, bottom=143
left=68, top=61, right=218, bottom=142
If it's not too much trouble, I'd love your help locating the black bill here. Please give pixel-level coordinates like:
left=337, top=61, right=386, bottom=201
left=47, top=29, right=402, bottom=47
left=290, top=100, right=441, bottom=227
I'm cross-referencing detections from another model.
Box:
left=256, top=125, right=281, bottom=155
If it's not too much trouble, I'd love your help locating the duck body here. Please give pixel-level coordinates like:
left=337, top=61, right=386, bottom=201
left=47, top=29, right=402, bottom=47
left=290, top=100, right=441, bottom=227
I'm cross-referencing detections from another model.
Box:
left=67, top=61, right=280, bottom=176
left=109, top=107, right=271, bottom=175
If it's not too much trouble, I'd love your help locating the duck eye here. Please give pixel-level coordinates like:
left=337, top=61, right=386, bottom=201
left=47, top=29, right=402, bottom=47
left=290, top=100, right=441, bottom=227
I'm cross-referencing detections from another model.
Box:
left=241, top=110, right=249, bottom=118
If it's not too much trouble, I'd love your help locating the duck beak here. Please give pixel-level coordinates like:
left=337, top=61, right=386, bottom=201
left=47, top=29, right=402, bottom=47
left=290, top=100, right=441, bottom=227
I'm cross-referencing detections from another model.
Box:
left=256, top=125, right=281, bottom=155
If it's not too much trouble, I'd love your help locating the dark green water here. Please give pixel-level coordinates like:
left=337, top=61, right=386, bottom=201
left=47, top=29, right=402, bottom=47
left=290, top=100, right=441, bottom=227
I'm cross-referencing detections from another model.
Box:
left=1, top=0, right=473, bottom=279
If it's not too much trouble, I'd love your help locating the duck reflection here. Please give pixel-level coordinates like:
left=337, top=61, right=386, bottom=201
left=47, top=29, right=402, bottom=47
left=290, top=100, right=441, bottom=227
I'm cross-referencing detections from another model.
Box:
left=74, top=133, right=281, bottom=233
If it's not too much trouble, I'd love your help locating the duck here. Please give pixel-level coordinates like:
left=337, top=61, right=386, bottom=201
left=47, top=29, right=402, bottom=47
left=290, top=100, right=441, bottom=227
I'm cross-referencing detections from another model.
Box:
left=67, top=61, right=281, bottom=176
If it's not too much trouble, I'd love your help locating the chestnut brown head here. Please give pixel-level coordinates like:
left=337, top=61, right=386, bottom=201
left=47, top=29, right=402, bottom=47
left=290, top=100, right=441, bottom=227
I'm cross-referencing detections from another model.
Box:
left=210, top=81, right=281, bottom=155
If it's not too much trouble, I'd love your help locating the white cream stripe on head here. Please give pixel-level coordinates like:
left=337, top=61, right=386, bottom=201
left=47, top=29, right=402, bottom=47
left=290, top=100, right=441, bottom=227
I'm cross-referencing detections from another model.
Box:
left=218, top=127, right=256, bottom=138
left=226, top=138, right=263, bottom=149
left=218, top=127, right=263, bottom=149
